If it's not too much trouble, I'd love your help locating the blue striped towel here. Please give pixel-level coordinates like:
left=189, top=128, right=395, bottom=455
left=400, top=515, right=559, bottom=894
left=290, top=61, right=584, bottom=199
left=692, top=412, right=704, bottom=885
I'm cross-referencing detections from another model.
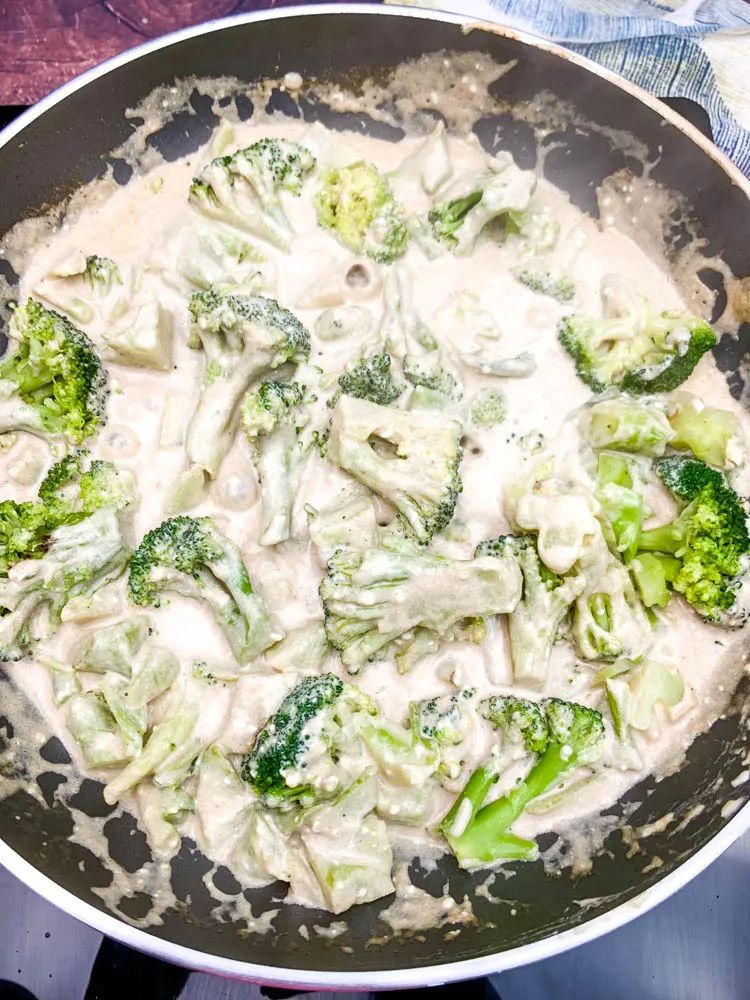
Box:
left=390, top=0, right=750, bottom=178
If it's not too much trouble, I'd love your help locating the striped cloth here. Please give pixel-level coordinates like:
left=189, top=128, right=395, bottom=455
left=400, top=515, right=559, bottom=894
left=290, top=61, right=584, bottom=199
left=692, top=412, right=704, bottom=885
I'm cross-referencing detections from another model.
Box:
left=389, top=0, right=750, bottom=177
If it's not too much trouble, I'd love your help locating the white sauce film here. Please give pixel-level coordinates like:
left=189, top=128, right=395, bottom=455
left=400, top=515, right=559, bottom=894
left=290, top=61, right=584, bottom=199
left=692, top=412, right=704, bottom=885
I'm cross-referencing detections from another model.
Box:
left=1, top=70, right=749, bottom=924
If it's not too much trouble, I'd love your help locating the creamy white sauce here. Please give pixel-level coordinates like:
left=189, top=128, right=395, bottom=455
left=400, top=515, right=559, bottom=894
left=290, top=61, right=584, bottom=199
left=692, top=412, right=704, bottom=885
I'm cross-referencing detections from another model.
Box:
left=1, top=64, right=749, bottom=924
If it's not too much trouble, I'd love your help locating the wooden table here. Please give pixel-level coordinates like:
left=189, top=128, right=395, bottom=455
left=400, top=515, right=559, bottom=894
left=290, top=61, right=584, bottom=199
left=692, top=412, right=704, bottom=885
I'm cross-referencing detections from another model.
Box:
left=0, top=0, right=315, bottom=105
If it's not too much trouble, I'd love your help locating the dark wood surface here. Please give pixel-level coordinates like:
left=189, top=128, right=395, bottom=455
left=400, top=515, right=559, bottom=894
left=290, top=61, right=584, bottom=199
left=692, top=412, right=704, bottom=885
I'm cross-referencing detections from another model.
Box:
left=0, top=0, right=319, bottom=105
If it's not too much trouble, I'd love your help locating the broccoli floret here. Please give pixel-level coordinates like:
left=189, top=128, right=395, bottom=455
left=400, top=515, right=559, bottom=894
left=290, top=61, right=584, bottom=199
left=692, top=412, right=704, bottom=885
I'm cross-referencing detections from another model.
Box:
left=637, top=478, right=750, bottom=624
left=128, top=516, right=278, bottom=663
left=0, top=451, right=135, bottom=577
left=427, top=153, right=536, bottom=256
left=240, top=673, right=374, bottom=804
left=479, top=694, right=550, bottom=755
left=0, top=499, right=53, bottom=576
left=581, top=397, right=675, bottom=457
left=0, top=508, right=130, bottom=661
left=559, top=308, right=716, bottom=395
left=412, top=689, right=476, bottom=750
left=513, top=268, right=575, bottom=303
left=653, top=455, right=726, bottom=500
left=305, top=491, right=379, bottom=566
left=315, top=161, right=408, bottom=264
left=241, top=380, right=313, bottom=546
left=470, top=388, right=507, bottom=427
left=0, top=300, right=108, bottom=445
left=402, top=354, right=461, bottom=400
left=442, top=698, right=604, bottom=868
left=83, top=255, right=121, bottom=293
left=185, top=287, right=310, bottom=478
left=336, top=353, right=404, bottom=407
left=189, top=138, right=316, bottom=250
left=666, top=391, right=737, bottom=468
left=477, top=535, right=585, bottom=687
left=328, top=394, right=462, bottom=544
left=319, top=534, right=522, bottom=671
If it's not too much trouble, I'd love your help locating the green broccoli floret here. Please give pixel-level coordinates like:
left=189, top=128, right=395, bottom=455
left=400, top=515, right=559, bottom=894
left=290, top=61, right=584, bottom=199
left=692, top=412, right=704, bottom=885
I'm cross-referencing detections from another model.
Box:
left=470, top=388, right=507, bottom=427
left=319, top=534, right=522, bottom=671
left=314, top=161, right=408, bottom=264
left=336, top=353, right=404, bottom=407
left=240, top=673, right=374, bottom=804
left=637, top=478, right=750, bottom=624
left=666, top=391, right=737, bottom=468
left=402, top=354, right=461, bottom=400
left=185, top=287, right=310, bottom=478
left=479, top=694, right=550, bottom=755
left=38, top=450, right=135, bottom=519
left=653, top=455, right=726, bottom=500
left=412, top=689, right=476, bottom=749
left=0, top=300, right=108, bottom=444
left=0, top=508, right=130, bottom=660
left=128, top=516, right=278, bottom=663
left=328, top=394, right=463, bottom=544
left=477, top=535, right=585, bottom=687
left=241, top=379, right=314, bottom=546
left=0, top=500, right=53, bottom=576
left=442, top=698, right=604, bottom=868
left=427, top=154, right=536, bottom=256
left=189, top=138, right=316, bottom=250
left=83, top=255, right=121, bottom=293
left=0, top=452, right=135, bottom=577
left=513, top=268, right=575, bottom=303
left=558, top=309, right=716, bottom=394
left=581, top=397, right=675, bottom=457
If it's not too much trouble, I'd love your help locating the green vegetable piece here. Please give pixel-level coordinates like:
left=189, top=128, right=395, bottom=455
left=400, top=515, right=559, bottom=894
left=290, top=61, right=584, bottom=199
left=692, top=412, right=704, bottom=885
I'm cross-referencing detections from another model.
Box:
left=667, top=391, right=736, bottom=468
left=72, top=615, right=151, bottom=677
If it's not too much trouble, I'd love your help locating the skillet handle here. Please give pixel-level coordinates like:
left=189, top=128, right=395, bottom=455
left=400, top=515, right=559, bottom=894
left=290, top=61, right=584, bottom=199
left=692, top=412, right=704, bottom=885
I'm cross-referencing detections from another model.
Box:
left=84, top=938, right=189, bottom=1000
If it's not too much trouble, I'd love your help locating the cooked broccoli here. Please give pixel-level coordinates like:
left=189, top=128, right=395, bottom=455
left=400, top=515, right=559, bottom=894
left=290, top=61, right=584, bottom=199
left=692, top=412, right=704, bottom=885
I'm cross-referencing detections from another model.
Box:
left=0, top=300, right=108, bottom=445
left=101, top=645, right=180, bottom=757
left=185, top=287, right=311, bottom=478
left=378, top=264, right=437, bottom=357
left=128, top=516, right=278, bottom=663
left=572, top=538, right=652, bottom=660
left=653, top=455, right=726, bottom=500
left=83, top=255, right=121, bottom=293
left=477, top=535, right=585, bottom=687
left=189, top=138, right=316, bottom=250
left=314, top=305, right=372, bottom=342
left=581, top=397, right=675, bottom=457
left=559, top=308, right=716, bottom=394
left=470, top=388, right=507, bottom=427
left=630, top=551, right=680, bottom=609
left=72, top=615, right=151, bottom=677
left=513, top=268, right=575, bottom=303
left=597, top=482, right=643, bottom=563
left=319, top=534, right=522, bottom=671
left=0, top=451, right=135, bottom=578
left=637, top=477, right=750, bottom=624
left=314, top=161, right=408, bottom=264
left=241, top=380, right=313, bottom=545
left=402, top=354, right=461, bottom=400
left=0, top=508, right=130, bottom=661
left=102, top=302, right=174, bottom=372
left=605, top=659, right=685, bottom=738
left=328, top=394, right=462, bottom=544
left=479, top=694, right=550, bottom=755
left=305, top=490, right=379, bottom=566
left=442, top=698, right=604, bottom=868
left=361, top=718, right=439, bottom=790
left=298, top=771, right=394, bottom=913
left=240, top=673, right=374, bottom=804
left=460, top=350, right=537, bottom=379
left=427, top=153, right=536, bottom=256
left=336, top=353, right=404, bottom=407
left=666, top=391, right=737, bottom=468
left=412, top=689, right=476, bottom=750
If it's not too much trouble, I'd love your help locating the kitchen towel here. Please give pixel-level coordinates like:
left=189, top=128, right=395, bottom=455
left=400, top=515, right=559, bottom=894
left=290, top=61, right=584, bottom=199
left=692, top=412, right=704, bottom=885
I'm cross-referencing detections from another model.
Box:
left=387, top=0, right=750, bottom=178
